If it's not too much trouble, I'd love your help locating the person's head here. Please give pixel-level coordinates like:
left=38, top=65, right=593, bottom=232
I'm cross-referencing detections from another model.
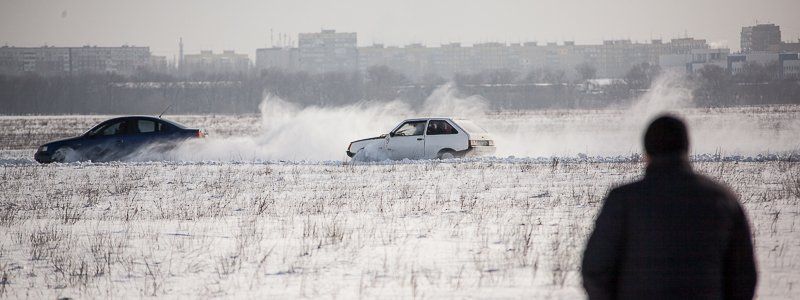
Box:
left=643, top=114, right=689, bottom=161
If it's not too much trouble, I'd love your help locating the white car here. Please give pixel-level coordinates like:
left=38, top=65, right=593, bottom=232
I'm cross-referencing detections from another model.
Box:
left=347, top=118, right=495, bottom=160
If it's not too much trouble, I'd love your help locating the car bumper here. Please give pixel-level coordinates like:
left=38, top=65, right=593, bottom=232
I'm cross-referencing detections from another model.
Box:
left=464, top=145, right=496, bottom=157
left=34, top=151, right=53, bottom=163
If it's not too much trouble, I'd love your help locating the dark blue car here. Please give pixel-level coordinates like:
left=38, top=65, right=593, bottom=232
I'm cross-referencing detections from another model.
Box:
left=34, top=116, right=205, bottom=163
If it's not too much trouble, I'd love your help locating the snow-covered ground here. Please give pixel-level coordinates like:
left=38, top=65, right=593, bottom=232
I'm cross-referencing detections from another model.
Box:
left=0, top=159, right=798, bottom=299
left=1, top=104, right=799, bottom=298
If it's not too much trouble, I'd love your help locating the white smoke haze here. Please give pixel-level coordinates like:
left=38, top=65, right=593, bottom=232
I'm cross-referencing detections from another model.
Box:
left=151, top=77, right=798, bottom=162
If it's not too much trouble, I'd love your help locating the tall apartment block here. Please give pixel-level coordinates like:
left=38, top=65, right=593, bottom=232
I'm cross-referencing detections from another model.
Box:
left=0, top=45, right=151, bottom=76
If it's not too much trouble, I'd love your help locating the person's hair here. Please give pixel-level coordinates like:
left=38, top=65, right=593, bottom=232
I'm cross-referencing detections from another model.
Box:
left=644, top=114, right=689, bottom=156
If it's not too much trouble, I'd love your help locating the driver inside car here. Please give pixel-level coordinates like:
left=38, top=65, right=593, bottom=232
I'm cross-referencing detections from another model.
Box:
left=427, top=122, right=440, bottom=135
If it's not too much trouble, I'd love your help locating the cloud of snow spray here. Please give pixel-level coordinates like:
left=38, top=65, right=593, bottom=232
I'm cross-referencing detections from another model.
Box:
left=491, top=71, right=799, bottom=157
left=142, top=74, right=797, bottom=162
left=492, top=72, right=695, bottom=157
left=159, top=84, right=488, bottom=162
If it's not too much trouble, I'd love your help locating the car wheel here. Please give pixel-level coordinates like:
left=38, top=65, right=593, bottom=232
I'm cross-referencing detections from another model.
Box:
left=439, top=150, right=456, bottom=159
left=51, top=147, right=75, bottom=163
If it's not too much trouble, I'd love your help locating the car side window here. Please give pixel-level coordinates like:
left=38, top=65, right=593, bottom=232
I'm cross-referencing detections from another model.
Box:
left=99, top=121, right=124, bottom=136
left=119, top=120, right=139, bottom=135
left=426, top=120, right=459, bottom=135
left=393, top=121, right=427, bottom=136
left=137, top=120, right=158, bottom=133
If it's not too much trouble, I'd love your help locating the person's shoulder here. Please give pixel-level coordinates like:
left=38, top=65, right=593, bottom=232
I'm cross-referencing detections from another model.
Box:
left=609, top=178, right=647, bottom=194
left=691, top=172, right=743, bottom=212
left=606, top=179, right=646, bottom=200
left=693, top=173, right=737, bottom=199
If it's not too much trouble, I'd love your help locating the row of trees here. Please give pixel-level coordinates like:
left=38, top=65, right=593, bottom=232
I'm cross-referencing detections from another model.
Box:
left=692, top=63, right=800, bottom=106
left=1, top=61, right=798, bottom=115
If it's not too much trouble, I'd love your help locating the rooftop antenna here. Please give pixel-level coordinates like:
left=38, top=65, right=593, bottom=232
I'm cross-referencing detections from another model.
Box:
left=158, top=104, right=173, bottom=118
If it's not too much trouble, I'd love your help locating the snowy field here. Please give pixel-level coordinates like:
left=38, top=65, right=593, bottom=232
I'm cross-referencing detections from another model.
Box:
left=1, top=99, right=800, bottom=298
left=0, top=159, right=798, bottom=299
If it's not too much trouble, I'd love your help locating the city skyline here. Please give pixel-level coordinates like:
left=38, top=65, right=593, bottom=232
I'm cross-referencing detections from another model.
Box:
left=1, top=0, right=799, bottom=59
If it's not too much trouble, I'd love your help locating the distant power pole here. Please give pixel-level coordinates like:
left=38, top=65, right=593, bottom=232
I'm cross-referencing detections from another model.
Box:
left=178, top=37, right=184, bottom=70
left=68, top=47, right=73, bottom=75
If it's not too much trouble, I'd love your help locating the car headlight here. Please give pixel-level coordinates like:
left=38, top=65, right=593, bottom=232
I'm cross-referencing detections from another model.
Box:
left=39, top=145, right=48, bottom=152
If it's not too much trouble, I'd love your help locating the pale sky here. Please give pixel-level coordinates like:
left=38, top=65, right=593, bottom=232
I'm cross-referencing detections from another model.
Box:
left=1, top=0, right=799, bottom=59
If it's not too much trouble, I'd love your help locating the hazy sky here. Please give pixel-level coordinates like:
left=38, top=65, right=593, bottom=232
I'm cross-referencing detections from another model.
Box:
left=2, top=0, right=799, bottom=59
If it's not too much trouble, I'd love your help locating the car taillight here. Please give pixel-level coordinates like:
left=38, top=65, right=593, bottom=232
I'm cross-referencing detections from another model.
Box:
left=197, top=130, right=205, bottom=138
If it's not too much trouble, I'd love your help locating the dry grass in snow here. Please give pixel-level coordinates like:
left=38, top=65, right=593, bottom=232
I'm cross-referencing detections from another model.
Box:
left=0, top=160, right=798, bottom=298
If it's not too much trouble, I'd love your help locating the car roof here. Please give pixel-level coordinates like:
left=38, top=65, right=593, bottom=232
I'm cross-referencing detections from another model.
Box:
left=402, top=117, right=459, bottom=122
left=98, top=115, right=187, bottom=129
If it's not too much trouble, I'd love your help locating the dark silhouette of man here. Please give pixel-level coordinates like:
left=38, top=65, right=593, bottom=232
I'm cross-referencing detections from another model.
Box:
left=582, top=115, right=757, bottom=300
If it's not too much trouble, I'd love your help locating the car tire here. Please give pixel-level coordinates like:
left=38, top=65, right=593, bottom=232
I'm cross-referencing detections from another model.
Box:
left=438, top=150, right=456, bottom=160
left=51, top=147, right=75, bottom=163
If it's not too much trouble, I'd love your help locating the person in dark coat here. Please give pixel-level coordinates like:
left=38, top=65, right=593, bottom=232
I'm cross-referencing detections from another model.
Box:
left=581, top=115, right=757, bottom=300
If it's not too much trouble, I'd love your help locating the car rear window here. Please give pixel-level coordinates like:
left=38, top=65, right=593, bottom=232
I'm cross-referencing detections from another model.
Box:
left=161, top=119, right=187, bottom=129
left=455, top=120, right=488, bottom=134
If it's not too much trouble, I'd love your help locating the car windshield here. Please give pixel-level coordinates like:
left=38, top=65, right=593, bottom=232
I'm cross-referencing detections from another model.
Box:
left=85, top=122, right=105, bottom=136
left=393, top=121, right=427, bottom=136
left=455, top=120, right=488, bottom=134
left=85, top=120, right=124, bottom=136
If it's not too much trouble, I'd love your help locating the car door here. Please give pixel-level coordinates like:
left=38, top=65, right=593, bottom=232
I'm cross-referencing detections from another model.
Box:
left=424, top=119, right=462, bottom=158
left=121, top=118, right=160, bottom=155
left=386, top=120, right=427, bottom=160
left=82, top=119, right=127, bottom=161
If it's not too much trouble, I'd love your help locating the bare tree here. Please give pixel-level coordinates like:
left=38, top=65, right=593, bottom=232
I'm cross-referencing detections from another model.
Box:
left=625, top=62, right=661, bottom=90
left=575, top=62, right=597, bottom=82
